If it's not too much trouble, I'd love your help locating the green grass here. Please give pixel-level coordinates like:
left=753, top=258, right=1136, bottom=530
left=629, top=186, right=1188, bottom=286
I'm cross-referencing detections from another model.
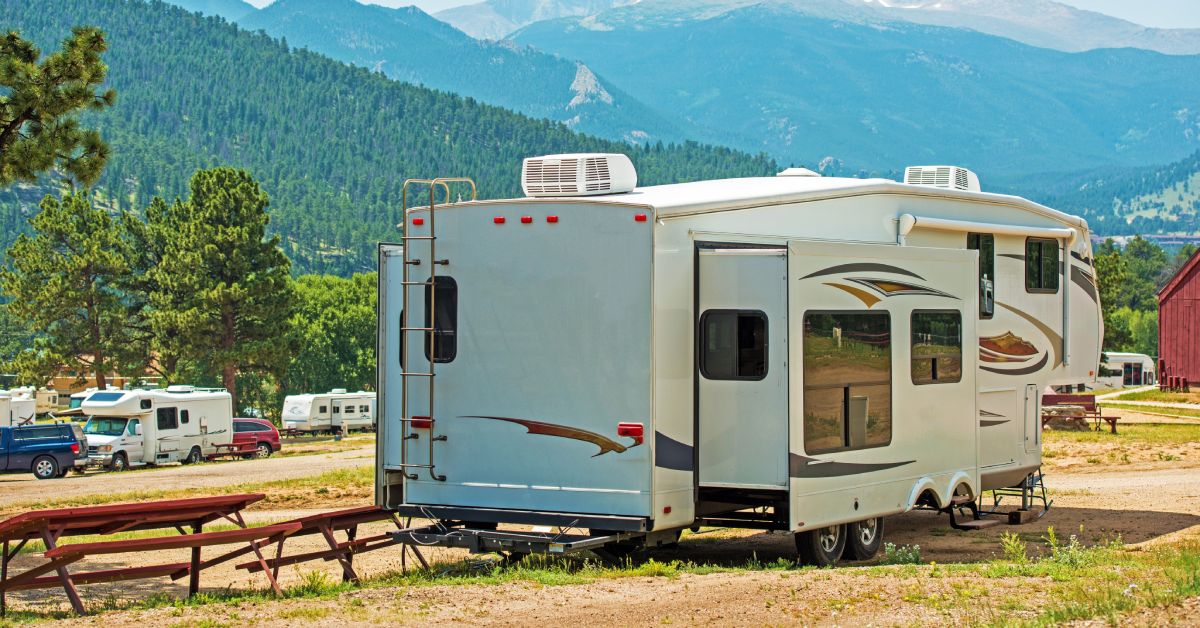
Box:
left=1110, top=389, right=1200, bottom=404
left=1042, top=422, right=1200, bottom=446
left=1104, top=403, right=1200, bottom=420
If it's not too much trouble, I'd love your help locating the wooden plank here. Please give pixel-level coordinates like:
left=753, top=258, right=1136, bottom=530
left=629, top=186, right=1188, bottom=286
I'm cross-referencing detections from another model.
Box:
left=44, top=523, right=302, bottom=559
left=237, top=538, right=399, bottom=573
left=0, top=494, right=265, bottom=542
left=4, top=563, right=193, bottom=592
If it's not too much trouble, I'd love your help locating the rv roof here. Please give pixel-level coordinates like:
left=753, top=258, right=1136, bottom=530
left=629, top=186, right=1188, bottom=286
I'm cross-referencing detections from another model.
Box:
left=457, top=176, right=1086, bottom=230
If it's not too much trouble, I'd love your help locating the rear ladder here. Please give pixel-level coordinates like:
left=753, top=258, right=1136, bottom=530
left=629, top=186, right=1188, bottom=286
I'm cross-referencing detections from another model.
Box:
left=396, top=178, right=476, bottom=482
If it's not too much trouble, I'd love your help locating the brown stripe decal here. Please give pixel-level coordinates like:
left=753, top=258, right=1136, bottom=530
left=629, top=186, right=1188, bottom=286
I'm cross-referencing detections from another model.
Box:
left=980, top=352, right=1049, bottom=376
left=801, top=263, right=924, bottom=281
left=789, top=454, right=914, bottom=478
left=461, top=416, right=640, bottom=457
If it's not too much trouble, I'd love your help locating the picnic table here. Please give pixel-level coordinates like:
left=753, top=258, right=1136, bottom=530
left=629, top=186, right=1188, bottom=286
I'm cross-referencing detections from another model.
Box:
left=1042, top=394, right=1119, bottom=433
left=0, top=494, right=298, bottom=616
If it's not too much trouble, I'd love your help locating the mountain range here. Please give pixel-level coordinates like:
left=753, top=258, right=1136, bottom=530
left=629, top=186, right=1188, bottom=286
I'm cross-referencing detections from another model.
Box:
left=236, top=0, right=681, bottom=143
left=0, top=0, right=776, bottom=275
left=511, top=0, right=1200, bottom=177
left=435, top=0, right=633, bottom=41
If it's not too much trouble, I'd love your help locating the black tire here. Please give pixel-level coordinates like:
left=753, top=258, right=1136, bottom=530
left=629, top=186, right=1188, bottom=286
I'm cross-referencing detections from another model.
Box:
left=182, top=447, right=202, bottom=465
left=844, top=517, right=885, bottom=561
left=32, top=455, right=60, bottom=480
left=796, top=524, right=847, bottom=567
left=255, top=442, right=272, bottom=459
left=110, top=452, right=129, bottom=472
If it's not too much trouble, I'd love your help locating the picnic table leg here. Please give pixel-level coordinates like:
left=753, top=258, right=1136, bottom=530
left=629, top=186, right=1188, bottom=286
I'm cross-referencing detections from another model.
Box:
left=189, top=523, right=203, bottom=597
left=248, top=541, right=284, bottom=596
left=2, top=539, right=8, bottom=617
left=318, top=524, right=357, bottom=583
left=39, top=525, right=85, bottom=615
left=345, top=525, right=358, bottom=583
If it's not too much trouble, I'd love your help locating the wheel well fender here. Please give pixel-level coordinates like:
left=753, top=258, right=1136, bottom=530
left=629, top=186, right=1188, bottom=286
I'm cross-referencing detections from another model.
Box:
left=946, top=470, right=978, bottom=504
left=905, top=477, right=940, bottom=511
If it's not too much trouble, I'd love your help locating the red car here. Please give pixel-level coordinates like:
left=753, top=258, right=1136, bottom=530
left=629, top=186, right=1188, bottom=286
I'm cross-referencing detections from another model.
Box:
left=231, top=418, right=282, bottom=459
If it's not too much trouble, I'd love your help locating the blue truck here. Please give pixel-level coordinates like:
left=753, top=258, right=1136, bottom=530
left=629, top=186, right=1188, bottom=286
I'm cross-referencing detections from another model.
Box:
left=0, top=423, right=88, bottom=479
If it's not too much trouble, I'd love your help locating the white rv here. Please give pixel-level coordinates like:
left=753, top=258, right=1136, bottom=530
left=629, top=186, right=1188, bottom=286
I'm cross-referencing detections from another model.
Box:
left=377, top=156, right=1101, bottom=565
left=10, top=387, right=62, bottom=416
left=282, top=389, right=375, bottom=433
left=0, top=390, right=36, bottom=426
left=1099, top=352, right=1156, bottom=388
left=81, top=386, right=233, bottom=470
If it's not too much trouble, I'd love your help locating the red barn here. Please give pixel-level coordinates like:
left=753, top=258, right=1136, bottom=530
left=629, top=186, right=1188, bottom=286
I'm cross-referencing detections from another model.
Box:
left=1158, top=250, right=1200, bottom=387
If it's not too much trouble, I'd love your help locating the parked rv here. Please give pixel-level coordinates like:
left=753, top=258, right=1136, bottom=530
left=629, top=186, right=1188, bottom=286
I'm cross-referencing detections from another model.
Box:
left=81, top=386, right=233, bottom=470
left=1099, top=352, right=1156, bottom=388
left=282, top=389, right=375, bottom=434
left=0, top=390, right=36, bottom=426
left=377, top=156, right=1102, bottom=565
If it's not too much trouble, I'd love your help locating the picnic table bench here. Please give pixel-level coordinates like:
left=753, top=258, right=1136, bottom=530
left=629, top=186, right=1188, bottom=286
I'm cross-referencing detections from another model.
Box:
left=207, top=442, right=257, bottom=460
left=0, top=494, right=299, bottom=616
left=1042, top=394, right=1119, bottom=433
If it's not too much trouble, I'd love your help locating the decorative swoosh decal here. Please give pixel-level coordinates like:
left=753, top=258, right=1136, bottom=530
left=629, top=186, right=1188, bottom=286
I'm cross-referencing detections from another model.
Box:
left=824, top=282, right=881, bottom=308
left=789, top=454, right=914, bottom=478
left=980, top=419, right=1010, bottom=427
left=996, top=302, right=1063, bottom=367
left=655, top=432, right=693, bottom=471
left=979, top=409, right=1005, bottom=418
left=1071, top=267, right=1098, bottom=303
left=980, top=352, right=1034, bottom=364
left=847, top=278, right=958, bottom=299
left=801, top=263, right=924, bottom=281
left=980, top=352, right=1049, bottom=376
left=980, top=332, right=1039, bottom=357
left=461, top=416, right=640, bottom=457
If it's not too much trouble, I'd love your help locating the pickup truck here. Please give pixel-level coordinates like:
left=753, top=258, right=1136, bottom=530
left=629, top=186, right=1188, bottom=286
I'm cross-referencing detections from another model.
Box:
left=0, top=423, right=87, bottom=479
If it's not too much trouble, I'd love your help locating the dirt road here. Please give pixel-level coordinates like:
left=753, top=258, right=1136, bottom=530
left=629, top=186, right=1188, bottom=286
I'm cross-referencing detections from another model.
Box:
left=0, top=442, right=374, bottom=511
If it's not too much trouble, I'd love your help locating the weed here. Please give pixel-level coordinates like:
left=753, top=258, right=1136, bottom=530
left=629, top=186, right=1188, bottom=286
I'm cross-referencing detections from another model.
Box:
left=880, top=542, right=922, bottom=565
left=1000, top=532, right=1029, bottom=564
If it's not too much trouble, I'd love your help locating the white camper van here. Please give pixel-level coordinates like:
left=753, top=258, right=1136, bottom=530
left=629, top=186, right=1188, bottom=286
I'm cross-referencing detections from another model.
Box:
left=282, top=389, right=375, bottom=434
left=1099, top=352, right=1156, bottom=388
left=377, top=157, right=1102, bottom=565
left=81, top=386, right=233, bottom=470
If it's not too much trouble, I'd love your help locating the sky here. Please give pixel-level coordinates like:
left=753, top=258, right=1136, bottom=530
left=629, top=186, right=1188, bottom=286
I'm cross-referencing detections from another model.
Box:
left=244, top=0, right=1200, bottom=28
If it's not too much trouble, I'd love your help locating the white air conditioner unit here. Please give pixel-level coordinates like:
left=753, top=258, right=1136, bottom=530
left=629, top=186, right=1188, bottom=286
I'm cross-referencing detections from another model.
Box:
left=522, top=153, right=637, bottom=197
left=904, top=165, right=981, bottom=192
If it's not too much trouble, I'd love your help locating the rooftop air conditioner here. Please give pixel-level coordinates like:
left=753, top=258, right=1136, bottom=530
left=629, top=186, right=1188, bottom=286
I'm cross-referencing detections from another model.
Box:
left=522, top=153, right=637, bottom=197
left=904, top=165, right=981, bottom=192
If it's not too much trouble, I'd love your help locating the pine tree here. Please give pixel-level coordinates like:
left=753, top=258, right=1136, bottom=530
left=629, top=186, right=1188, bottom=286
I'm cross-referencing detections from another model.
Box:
left=0, top=191, right=136, bottom=388
left=149, top=168, right=293, bottom=411
left=0, top=26, right=115, bottom=187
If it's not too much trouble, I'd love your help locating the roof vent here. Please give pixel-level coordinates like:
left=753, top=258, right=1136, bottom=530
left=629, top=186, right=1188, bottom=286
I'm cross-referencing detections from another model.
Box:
left=777, top=167, right=821, bottom=177
left=522, top=153, right=637, bottom=197
left=331, top=388, right=348, bottom=394
left=165, top=385, right=195, bottom=393
left=904, top=165, right=980, bottom=192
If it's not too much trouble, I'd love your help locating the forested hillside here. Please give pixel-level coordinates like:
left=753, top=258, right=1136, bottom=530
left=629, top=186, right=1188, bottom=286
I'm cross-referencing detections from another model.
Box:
left=0, top=0, right=777, bottom=275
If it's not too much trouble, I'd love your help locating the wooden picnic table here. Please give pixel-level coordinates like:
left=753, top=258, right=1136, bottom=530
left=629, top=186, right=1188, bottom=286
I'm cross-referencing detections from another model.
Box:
left=0, top=494, right=300, bottom=616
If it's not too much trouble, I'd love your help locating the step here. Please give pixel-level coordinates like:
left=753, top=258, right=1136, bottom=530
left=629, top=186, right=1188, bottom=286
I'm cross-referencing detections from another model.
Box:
left=955, top=519, right=1002, bottom=531
left=949, top=495, right=973, bottom=507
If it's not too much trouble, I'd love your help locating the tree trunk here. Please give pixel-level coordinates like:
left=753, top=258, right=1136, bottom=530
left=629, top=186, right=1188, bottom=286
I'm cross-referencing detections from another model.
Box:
left=222, top=304, right=237, bottom=412
left=223, top=361, right=237, bottom=414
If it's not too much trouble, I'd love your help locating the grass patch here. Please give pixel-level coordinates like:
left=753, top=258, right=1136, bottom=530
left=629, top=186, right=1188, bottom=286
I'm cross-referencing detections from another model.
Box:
left=1104, top=402, right=1200, bottom=420
left=1042, top=422, right=1200, bottom=446
left=1110, top=389, right=1200, bottom=404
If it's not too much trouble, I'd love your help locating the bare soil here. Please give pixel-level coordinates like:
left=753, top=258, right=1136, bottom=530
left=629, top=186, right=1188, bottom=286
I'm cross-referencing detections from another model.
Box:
left=2, top=431, right=1199, bottom=625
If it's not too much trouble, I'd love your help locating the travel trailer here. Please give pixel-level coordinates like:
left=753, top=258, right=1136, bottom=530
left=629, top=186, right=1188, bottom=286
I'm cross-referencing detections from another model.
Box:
left=81, top=386, right=233, bottom=470
left=282, top=390, right=375, bottom=433
left=376, top=156, right=1102, bottom=564
left=1099, top=352, right=1156, bottom=388
left=9, top=387, right=62, bottom=416
left=0, top=390, right=36, bottom=426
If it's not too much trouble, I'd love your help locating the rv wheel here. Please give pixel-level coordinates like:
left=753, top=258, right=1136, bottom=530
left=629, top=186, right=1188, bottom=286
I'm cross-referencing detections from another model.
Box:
left=110, top=452, right=128, bottom=471
left=844, top=517, right=885, bottom=560
left=182, top=447, right=203, bottom=465
left=796, top=524, right=847, bottom=567
left=32, top=456, right=60, bottom=480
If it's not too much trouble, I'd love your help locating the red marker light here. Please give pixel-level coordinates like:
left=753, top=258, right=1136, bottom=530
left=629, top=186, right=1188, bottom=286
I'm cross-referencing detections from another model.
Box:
left=634, top=214, right=648, bottom=222
left=546, top=215, right=559, bottom=223
left=663, top=506, right=672, bottom=514
left=412, top=217, right=425, bottom=226
left=493, top=216, right=506, bottom=224
left=617, top=422, right=644, bottom=445
left=521, top=216, right=533, bottom=224
left=411, top=416, right=432, bottom=429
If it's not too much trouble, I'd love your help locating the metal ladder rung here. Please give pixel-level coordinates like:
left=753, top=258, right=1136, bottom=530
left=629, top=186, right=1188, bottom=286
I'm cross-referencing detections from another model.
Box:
left=398, top=372, right=435, bottom=377
left=400, top=281, right=430, bottom=286
left=393, top=462, right=436, bottom=469
left=401, top=326, right=435, bottom=331
left=399, top=417, right=437, bottom=423
left=402, top=236, right=436, bottom=241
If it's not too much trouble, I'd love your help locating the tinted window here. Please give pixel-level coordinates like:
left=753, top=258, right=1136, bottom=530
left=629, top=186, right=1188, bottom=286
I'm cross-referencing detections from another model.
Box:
left=88, top=392, right=124, bottom=402
left=911, top=311, right=963, bottom=385
left=360, top=405, right=370, bottom=413
left=15, top=426, right=63, bottom=440
left=967, top=233, right=995, bottom=317
left=128, top=419, right=140, bottom=435
left=181, top=409, right=190, bottom=424
left=234, top=421, right=263, bottom=433
left=140, top=399, right=152, bottom=410
left=157, top=407, right=178, bottom=431
left=1025, top=238, right=1060, bottom=293
left=803, top=312, right=892, bottom=454
left=332, top=405, right=341, bottom=414
left=319, top=405, right=328, bottom=413
left=425, top=276, right=457, bottom=363
left=699, top=310, right=768, bottom=380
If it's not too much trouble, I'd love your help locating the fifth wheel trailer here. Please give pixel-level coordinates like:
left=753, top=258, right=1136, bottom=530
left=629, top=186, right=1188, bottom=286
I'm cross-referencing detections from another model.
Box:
left=377, top=156, right=1102, bottom=564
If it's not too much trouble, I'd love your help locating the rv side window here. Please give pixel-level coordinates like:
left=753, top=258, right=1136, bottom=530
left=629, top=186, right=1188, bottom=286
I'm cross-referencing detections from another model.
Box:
left=1025, top=238, right=1060, bottom=293
left=157, top=407, right=178, bottom=431
left=425, top=277, right=458, bottom=363
left=966, top=233, right=994, bottom=318
left=181, top=409, right=190, bottom=424
left=911, top=311, right=962, bottom=385
left=332, top=406, right=340, bottom=414
left=803, top=312, right=892, bottom=454
left=699, top=310, right=768, bottom=381
left=140, top=399, right=152, bottom=410
left=128, top=419, right=139, bottom=435
left=360, top=405, right=369, bottom=412
left=319, top=405, right=328, bottom=413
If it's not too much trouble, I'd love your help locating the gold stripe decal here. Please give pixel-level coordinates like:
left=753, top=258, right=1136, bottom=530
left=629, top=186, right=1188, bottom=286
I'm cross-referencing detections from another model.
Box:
left=824, top=282, right=881, bottom=308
